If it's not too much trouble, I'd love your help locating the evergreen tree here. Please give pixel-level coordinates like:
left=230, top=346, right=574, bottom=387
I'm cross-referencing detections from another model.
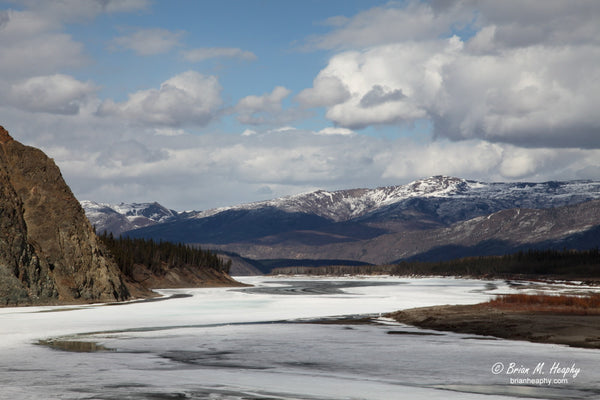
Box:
left=98, top=232, right=230, bottom=277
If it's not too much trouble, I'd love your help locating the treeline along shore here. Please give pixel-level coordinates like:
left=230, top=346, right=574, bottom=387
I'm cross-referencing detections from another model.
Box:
left=98, top=232, right=240, bottom=291
left=271, top=248, right=600, bottom=282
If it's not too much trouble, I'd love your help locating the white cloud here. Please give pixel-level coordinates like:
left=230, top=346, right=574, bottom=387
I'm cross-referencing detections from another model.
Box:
left=471, top=1, right=600, bottom=49
left=379, top=140, right=504, bottom=181
left=306, top=38, right=460, bottom=129
left=317, top=127, right=355, bottom=136
left=235, top=86, right=292, bottom=125
left=433, top=44, right=600, bottom=147
left=378, top=139, right=600, bottom=183
left=111, top=28, right=183, bottom=55
left=0, top=9, right=88, bottom=78
left=296, top=75, right=351, bottom=108
left=13, top=0, right=150, bottom=23
left=7, top=74, right=97, bottom=115
left=306, top=0, right=471, bottom=49
left=182, top=47, right=256, bottom=62
left=309, top=1, right=600, bottom=51
left=2, top=0, right=600, bottom=212
left=0, top=1, right=152, bottom=79
left=241, top=129, right=257, bottom=136
left=97, top=70, right=222, bottom=127
left=302, top=15, right=600, bottom=147
left=53, top=127, right=600, bottom=210
left=4, top=103, right=599, bottom=212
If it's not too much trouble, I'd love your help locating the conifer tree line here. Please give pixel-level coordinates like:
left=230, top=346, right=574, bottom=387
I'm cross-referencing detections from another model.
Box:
left=272, top=248, right=600, bottom=279
left=98, top=231, right=231, bottom=276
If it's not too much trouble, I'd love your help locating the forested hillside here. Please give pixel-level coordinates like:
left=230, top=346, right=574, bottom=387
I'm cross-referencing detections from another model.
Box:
left=98, top=233, right=235, bottom=288
left=272, top=249, right=600, bottom=281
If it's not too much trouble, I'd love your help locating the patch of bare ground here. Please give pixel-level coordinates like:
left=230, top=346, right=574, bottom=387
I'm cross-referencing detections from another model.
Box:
left=387, top=293, right=600, bottom=349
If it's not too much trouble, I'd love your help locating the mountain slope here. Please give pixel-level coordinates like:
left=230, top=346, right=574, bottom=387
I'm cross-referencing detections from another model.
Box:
left=208, top=199, right=600, bottom=265
left=86, top=176, right=600, bottom=241
left=191, top=176, right=600, bottom=223
left=0, top=126, right=130, bottom=305
left=83, top=176, right=600, bottom=273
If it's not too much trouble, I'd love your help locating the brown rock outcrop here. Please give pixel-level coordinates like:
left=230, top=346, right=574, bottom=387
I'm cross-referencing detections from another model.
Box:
left=0, top=126, right=130, bottom=305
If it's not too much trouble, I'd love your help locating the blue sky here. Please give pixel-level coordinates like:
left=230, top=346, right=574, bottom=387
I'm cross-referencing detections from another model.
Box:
left=72, top=0, right=398, bottom=134
left=1, top=0, right=599, bottom=210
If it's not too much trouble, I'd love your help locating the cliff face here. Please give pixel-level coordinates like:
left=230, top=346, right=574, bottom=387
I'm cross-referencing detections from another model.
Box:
left=0, top=126, right=130, bottom=305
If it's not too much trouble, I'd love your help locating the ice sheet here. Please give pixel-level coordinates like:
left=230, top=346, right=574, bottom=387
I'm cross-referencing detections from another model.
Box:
left=1, top=276, right=598, bottom=399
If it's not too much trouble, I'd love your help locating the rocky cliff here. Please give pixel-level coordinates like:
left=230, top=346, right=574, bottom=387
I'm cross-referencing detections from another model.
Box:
left=0, top=126, right=130, bottom=305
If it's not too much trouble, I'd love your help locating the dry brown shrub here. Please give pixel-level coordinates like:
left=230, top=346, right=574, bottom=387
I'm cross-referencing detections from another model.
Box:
left=487, top=293, right=600, bottom=314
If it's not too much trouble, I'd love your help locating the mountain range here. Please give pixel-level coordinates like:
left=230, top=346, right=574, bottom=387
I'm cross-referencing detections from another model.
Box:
left=82, top=176, right=600, bottom=275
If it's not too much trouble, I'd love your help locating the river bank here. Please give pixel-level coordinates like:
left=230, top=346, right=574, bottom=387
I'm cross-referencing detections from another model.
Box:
left=387, top=303, right=600, bottom=349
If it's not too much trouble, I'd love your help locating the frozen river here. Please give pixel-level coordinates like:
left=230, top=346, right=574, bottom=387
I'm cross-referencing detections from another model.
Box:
left=1, top=276, right=598, bottom=399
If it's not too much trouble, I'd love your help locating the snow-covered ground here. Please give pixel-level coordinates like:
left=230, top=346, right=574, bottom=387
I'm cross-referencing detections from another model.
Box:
left=1, top=276, right=598, bottom=399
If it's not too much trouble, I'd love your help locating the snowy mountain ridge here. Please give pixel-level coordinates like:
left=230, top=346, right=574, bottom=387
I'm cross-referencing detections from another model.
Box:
left=82, top=176, right=600, bottom=236
left=191, top=175, right=600, bottom=222
left=80, top=200, right=179, bottom=235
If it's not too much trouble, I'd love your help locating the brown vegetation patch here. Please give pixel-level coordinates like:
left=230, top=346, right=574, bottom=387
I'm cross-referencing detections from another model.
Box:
left=387, top=300, right=600, bottom=349
left=487, top=293, right=600, bottom=315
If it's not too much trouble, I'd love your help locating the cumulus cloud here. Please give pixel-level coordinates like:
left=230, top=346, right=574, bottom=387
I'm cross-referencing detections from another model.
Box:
left=7, top=74, right=97, bottom=115
left=5, top=100, right=599, bottom=211
left=378, top=139, right=600, bottom=183
left=360, top=85, right=406, bottom=108
left=2, top=0, right=600, bottom=212
left=46, top=125, right=600, bottom=210
left=235, top=86, right=292, bottom=125
left=0, top=9, right=87, bottom=78
left=471, top=1, right=600, bottom=49
left=111, top=28, right=183, bottom=55
left=97, top=70, right=222, bottom=127
left=300, top=1, right=600, bottom=148
left=296, top=75, right=351, bottom=108
left=431, top=45, right=600, bottom=147
left=182, top=47, right=257, bottom=62
left=306, top=39, right=458, bottom=129
left=379, top=140, right=505, bottom=181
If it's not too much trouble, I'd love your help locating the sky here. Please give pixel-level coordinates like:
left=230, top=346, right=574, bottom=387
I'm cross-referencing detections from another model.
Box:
left=0, top=0, right=599, bottom=211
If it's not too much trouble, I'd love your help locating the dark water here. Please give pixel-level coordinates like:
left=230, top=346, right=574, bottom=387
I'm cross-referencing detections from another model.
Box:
left=236, top=279, right=406, bottom=295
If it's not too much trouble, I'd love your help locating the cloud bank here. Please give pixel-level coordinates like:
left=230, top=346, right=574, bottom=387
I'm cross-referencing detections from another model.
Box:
left=301, top=1, right=600, bottom=148
left=0, top=0, right=599, bottom=211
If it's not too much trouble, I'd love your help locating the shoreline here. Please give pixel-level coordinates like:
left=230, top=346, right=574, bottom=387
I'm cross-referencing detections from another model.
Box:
left=386, top=303, right=600, bottom=349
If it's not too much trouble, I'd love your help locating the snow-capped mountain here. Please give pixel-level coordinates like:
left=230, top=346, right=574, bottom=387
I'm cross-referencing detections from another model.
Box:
left=195, top=176, right=476, bottom=221
left=81, top=200, right=181, bottom=235
left=83, top=176, right=600, bottom=271
left=84, top=176, right=600, bottom=236
left=193, top=175, right=600, bottom=223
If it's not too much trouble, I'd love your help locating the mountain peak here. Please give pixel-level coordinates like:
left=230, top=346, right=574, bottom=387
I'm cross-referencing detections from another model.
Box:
left=406, top=175, right=470, bottom=194
left=81, top=200, right=182, bottom=235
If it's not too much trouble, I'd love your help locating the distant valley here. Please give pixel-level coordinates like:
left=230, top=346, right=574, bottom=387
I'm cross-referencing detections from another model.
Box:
left=83, top=176, right=600, bottom=275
